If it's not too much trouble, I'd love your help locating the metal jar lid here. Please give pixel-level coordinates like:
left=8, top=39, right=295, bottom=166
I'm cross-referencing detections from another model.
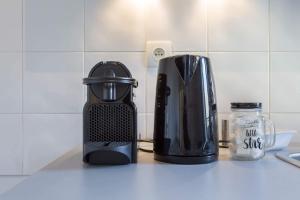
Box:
left=231, top=102, right=262, bottom=109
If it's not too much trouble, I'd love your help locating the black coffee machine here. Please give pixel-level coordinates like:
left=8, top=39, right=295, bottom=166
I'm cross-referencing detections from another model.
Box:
left=153, top=55, right=218, bottom=164
left=83, top=61, right=138, bottom=165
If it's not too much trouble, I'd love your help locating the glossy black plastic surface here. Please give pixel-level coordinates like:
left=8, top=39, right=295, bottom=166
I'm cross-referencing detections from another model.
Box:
left=83, top=61, right=137, bottom=165
left=153, top=55, right=218, bottom=164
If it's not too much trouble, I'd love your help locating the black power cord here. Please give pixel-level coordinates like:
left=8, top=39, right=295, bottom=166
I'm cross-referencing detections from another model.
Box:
left=219, top=140, right=230, bottom=148
left=137, top=139, right=154, bottom=153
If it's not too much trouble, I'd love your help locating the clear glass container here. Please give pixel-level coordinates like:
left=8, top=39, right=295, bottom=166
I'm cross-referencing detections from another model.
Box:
left=229, top=103, right=275, bottom=161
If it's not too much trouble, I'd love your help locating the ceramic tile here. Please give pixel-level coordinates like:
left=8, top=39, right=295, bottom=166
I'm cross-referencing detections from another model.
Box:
left=270, top=0, right=300, bottom=51
left=270, top=53, right=300, bottom=112
left=209, top=52, right=269, bottom=113
left=24, top=0, right=84, bottom=51
left=146, top=113, right=154, bottom=140
left=0, top=115, right=22, bottom=175
left=0, top=53, right=22, bottom=113
left=85, top=0, right=145, bottom=51
left=138, top=113, right=146, bottom=140
left=146, top=68, right=158, bottom=113
left=208, top=0, right=268, bottom=51
left=0, top=0, right=22, bottom=51
left=23, top=114, right=82, bottom=174
left=146, top=0, right=207, bottom=51
left=270, top=113, right=300, bottom=144
left=23, top=52, right=84, bottom=113
left=84, top=52, right=146, bottom=113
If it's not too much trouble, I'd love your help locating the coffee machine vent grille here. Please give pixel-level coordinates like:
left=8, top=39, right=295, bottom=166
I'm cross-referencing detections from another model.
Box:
left=88, top=104, right=134, bottom=142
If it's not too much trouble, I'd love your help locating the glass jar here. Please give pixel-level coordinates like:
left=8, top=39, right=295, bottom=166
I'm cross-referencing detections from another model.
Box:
left=229, top=103, right=275, bottom=161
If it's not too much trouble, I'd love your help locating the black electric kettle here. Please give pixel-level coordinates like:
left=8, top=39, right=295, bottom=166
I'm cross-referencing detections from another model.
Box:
left=153, top=55, right=219, bottom=164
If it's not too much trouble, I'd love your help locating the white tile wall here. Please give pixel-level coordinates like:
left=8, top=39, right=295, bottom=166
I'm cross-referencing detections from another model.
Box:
left=146, top=113, right=154, bottom=139
left=138, top=113, right=146, bottom=139
left=270, top=52, right=300, bottom=112
left=23, top=114, right=82, bottom=174
left=208, top=0, right=269, bottom=51
left=0, top=53, right=22, bottom=113
left=1, top=0, right=300, bottom=176
left=146, top=68, right=158, bottom=114
left=209, top=52, right=269, bottom=113
left=0, top=115, right=22, bottom=175
left=270, top=0, right=300, bottom=51
left=24, top=0, right=84, bottom=51
left=23, top=52, right=84, bottom=114
left=146, top=0, right=207, bottom=51
left=85, top=0, right=145, bottom=51
left=0, top=0, right=22, bottom=52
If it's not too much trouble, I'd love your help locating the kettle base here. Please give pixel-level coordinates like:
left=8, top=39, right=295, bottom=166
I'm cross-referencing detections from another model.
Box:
left=154, top=154, right=218, bottom=164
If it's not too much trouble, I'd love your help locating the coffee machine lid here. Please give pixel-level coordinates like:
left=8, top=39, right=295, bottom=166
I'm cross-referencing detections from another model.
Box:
left=84, top=61, right=137, bottom=101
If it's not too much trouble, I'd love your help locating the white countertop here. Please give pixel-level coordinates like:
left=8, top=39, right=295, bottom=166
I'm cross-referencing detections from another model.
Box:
left=2, top=146, right=300, bottom=200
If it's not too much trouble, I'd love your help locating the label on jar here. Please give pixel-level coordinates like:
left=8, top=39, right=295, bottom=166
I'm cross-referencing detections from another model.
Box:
left=236, top=119, right=264, bottom=157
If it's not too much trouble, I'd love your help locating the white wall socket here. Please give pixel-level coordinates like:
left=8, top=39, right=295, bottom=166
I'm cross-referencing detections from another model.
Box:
left=146, top=41, right=173, bottom=68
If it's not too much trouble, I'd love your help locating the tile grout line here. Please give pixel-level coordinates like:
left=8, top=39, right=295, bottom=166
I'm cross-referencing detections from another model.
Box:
left=268, top=0, right=271, bottom=119
left=21, top=113, right=83, bottom=115
left=83, top=0, right=86, bottom=109
left=21, top=0, right=24, bottom=176
left=144, top=2, right=148, bottom=139
left=0, top=113, right=24, bottom=115
left=22, top=50, right=146, bottom=53
left=0, top=112, right=296, bottom=115
left=145, top=69, right=149, bottom=139
left=0, top=51, right=23, bottom=53
left=22, top=51, right=86, bottom=53
left=205, top=0, right=209, bottom=55
left=143, top=70, right=148, bottom=139
left=143, top=3, right=147, bottom=140
left=83, top=0, right=85, bottom=55
left=268, top=112, right=300, bottom=114
left=9, top=50, right=300, bottom=53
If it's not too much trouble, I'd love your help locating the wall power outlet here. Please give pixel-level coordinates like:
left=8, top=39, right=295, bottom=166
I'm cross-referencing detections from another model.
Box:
left=146, top=41, right=173, bottom=68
